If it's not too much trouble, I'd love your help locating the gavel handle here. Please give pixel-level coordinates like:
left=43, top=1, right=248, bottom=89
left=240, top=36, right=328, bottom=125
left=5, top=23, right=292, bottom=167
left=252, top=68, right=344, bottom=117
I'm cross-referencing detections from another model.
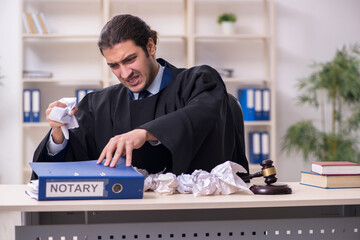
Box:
left=241, top=171, right=263, bottom=182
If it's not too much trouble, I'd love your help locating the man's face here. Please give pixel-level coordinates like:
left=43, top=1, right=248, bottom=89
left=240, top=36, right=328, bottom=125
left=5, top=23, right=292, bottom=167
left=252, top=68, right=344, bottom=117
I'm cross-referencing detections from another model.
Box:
left=102, top=39, right=158, bottom=93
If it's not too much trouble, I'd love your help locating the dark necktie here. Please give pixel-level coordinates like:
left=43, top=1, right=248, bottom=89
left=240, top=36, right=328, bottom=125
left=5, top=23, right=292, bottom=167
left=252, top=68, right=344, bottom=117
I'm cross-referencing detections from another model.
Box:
left=138, top=90, right=151, bottom=100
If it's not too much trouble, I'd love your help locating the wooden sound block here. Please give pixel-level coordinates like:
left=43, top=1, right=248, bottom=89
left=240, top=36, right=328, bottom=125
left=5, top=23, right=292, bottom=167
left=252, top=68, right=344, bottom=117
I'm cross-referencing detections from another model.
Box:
left=250, top=183, right=292, bottom=195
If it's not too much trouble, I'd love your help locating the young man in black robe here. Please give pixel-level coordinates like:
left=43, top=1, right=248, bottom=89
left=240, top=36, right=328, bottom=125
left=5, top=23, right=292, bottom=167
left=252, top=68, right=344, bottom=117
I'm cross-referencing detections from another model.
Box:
left=33, top=14, right=248, bottom=176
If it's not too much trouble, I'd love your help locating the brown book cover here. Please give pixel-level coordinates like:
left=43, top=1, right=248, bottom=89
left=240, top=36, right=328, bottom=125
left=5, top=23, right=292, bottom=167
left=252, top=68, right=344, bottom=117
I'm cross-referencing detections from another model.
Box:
left=37, top=13, right=48, bottom=34
left=25, top=12, right=36, bottom=34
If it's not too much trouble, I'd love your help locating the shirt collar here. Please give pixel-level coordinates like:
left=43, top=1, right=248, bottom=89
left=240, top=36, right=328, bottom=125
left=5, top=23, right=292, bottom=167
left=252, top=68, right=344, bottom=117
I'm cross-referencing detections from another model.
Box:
left=133, top=63, right=164, bottom=99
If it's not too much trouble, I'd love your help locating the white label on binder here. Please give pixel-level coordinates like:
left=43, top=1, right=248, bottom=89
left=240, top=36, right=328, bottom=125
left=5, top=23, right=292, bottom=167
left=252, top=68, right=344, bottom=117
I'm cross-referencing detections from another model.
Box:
left=32, top=90, right=40, bottom=112
left=262, top=132, right=269, bottom=154
left=263, top=90, right=270, bottom=111
left=23, top=90, right=31, bottom=112
left=253, top=133, right=260, bottom=154
left=247, top=89, right=254, bottom=108
left=46, top=181, right=104, bottom=197
left=255, top=90, right=262, bottom=111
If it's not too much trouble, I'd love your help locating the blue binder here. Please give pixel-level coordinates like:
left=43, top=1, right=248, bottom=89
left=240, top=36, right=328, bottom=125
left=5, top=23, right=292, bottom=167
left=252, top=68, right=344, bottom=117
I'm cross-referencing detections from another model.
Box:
left=23, top=89, right=32, bottom=122
left=254, top=89, right=262, bottom=121
left=262, top=89, right=270, bottom=121
left=31, top=89, right=41, bottom=122
left=249, top=132, right=262, bottom=164
left=29, top=159, right=144, bottom=201
left=249, top=131, right=270, bottom=164
left=238, top=88, right=255, bottom=121
left=261, top=131, right=270, bottom=160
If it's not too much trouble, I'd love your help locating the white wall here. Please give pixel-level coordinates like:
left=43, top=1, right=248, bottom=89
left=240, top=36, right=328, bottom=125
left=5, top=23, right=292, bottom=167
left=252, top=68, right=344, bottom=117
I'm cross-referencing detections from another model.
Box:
left=0, top=0, right=21, bottom=184
left=275, top=0, right=360, bottom=181
left=0, top=0, right=359, bottom=183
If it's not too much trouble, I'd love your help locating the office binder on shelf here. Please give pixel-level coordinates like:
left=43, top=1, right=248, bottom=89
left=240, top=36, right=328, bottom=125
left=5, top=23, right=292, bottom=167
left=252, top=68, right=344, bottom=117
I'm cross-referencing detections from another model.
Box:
left=254, top=89, right=262, bottom=120
left=31, top=89, right=40, bottom=122
left=249, top=132, right=261, bottom=164
left=23, top=89, right=32, bottom=122
left=261, top=132, right=270, bottom=160
left=262, top=88, right=270, bottom=120
left=238, top=88, right=255, bottom=121
left=28, top=159, right=144, bottom=201
left=249, top=131, right=270, bottom=164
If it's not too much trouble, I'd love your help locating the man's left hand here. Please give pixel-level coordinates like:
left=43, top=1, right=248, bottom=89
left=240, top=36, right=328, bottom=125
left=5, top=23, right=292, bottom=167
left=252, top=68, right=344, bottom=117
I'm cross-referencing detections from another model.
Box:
left=97, top=129, right=157, bottom=167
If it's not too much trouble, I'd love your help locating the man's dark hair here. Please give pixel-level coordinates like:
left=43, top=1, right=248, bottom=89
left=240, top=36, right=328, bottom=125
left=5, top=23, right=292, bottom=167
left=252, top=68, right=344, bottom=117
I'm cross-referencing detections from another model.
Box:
left=98, top=14, right=158, bottom=57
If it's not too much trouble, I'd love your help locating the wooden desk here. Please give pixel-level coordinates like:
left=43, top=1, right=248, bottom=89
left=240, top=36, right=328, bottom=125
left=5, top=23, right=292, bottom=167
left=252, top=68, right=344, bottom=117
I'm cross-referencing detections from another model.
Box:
left=1, top=183, right=359, bottom=239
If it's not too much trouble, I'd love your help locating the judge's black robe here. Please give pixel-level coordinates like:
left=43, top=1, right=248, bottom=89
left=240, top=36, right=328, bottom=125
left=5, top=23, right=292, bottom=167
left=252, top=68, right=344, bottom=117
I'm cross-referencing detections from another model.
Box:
left=33, top=59, right=249, bottom=176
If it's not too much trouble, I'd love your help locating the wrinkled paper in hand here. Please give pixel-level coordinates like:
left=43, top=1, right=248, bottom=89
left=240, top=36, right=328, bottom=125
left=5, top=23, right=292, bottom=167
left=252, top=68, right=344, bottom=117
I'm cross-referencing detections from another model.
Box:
left=48, top=97, right=79, bottom=139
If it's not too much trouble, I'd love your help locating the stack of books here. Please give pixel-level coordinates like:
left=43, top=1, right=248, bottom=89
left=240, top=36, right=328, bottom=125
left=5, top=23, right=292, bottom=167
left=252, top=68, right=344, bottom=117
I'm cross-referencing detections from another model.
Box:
left=300, top=161, right=360, bottom=189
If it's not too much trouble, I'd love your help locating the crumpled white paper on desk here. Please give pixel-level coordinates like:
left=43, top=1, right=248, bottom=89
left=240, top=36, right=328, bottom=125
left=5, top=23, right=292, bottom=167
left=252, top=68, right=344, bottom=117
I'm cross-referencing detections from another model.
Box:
left=48, top=97, right=79, bottom=139
left=138, top=161, right=253, bottom=196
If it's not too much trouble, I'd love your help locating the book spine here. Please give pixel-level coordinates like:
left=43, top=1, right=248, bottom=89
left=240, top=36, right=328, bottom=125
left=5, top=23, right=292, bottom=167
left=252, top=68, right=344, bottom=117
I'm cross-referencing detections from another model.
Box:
left=25, top=12, right=36, bottom=34
left=22, top=12, right=30, bottom=34
left=31, top=13, right=43, bottom=34
left=39, top=12, right=51, bottom=34
left=37, top=13, right=48, bottom=34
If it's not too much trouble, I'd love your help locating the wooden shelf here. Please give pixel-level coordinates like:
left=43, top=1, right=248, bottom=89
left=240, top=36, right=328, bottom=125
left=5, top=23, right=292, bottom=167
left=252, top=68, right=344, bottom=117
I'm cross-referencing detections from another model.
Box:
left=22, top=78, right=102, bottom=84
left=195, top=34, right=270, bottom=41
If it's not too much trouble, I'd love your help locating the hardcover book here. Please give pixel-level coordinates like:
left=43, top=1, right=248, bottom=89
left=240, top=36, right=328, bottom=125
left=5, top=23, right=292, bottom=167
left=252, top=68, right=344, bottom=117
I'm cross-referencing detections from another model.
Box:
left=300, top=171, right=360, bottom=189
left=311, top=161, right=360, bottom=175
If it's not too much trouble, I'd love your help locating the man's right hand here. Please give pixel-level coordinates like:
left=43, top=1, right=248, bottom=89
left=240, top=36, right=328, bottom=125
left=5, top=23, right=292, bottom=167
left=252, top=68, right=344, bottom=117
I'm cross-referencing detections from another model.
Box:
left=46, top=101, right=78, bottom=144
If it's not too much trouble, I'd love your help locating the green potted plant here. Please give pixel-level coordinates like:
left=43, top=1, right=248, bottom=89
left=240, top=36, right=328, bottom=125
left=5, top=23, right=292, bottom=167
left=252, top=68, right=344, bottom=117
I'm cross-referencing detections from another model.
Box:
left=217, top=13, right=237, bottom=35
left=282, top=44, right=360, bottom=164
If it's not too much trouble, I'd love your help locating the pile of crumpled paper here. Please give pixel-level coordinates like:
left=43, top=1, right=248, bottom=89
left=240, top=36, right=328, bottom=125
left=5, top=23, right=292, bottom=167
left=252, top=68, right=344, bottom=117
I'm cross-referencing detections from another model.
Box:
left=135, top=161, right=253, bottom=196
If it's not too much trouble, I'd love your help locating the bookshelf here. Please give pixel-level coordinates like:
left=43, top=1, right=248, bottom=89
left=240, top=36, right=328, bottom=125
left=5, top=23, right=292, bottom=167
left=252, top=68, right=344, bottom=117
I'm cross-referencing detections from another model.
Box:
left=20, top=0, right=275, bottom=182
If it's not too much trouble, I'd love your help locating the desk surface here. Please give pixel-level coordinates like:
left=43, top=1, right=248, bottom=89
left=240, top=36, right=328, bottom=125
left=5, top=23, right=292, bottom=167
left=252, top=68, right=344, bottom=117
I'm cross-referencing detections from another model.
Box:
left=0, top=182, right=359, bottom=212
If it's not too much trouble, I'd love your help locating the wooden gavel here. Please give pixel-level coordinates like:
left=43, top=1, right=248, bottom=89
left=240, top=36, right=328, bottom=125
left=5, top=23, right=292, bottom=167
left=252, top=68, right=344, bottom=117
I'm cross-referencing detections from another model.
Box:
left=241, top=159, right=277, bottom=185
left=241, top=159, right=292, bottom=195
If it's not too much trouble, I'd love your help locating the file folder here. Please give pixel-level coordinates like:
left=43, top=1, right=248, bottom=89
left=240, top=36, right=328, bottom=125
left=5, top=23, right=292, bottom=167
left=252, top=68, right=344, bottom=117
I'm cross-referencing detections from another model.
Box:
left=261, top=131, right=270, bottom=160
left=31, top=89, right=40, bottom=122
left=254, top=89, right=262, bottom=120
left=23, top=89, right=32, bottom=122
left=29, top=159, right=144, bottom=201
left=262, top=89, right=270, bottom=120
left=249, top=132, right=262, bottom=164
left=238, top=88, right=255, bottom=121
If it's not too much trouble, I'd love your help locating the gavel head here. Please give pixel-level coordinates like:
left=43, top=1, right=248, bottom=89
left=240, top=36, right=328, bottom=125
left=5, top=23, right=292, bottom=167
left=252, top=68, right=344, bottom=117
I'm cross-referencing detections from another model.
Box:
left=260, top=159, right=277, bottom=185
